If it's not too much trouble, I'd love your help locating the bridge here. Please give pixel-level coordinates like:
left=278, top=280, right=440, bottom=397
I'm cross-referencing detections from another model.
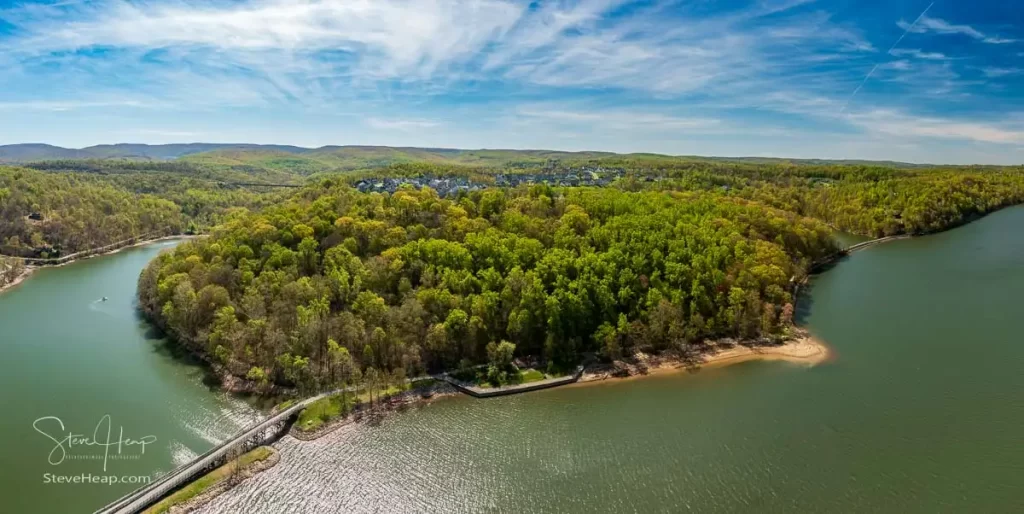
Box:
left=92, top=391, right=333, bottom=514
left=808, top=235, right=911, bottom=273
left=841, top=234, right=911, bottom=254
left=94, top=374, right=438, bottom=514
left=217, top=182, right=303, bottom=189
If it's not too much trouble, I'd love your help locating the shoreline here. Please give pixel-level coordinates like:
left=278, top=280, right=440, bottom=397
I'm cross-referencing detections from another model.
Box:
left=0, top=234, right=197, bottom=297
left=143, top=446, right=281, bottom=514
left=38, top=234, right=198, bottom=268
left=576, top=328, right=830, bottom=387
left=289, top=384, right=461, bottom=442
left=282, top=330, right=830, bottom=443
left=0, top=266, right=35, bottom=296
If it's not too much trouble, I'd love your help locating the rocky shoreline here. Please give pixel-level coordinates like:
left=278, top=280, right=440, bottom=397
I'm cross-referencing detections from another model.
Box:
left=289, top=383, right=460, bottom=442
left=0, top=266, right=33, bottom=296
left=158, top=448, right=281, bottom=514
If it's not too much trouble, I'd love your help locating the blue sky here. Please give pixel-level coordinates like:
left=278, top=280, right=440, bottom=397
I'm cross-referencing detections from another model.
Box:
left=0, top=0, right=1022, bottom=163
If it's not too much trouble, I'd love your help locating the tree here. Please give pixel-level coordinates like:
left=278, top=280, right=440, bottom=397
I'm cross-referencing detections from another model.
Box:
left=132, top=165, right=1022, bottom=392
left=226, top=444, right=245, bottom=484
left=486, top=340, right=516, bottom=371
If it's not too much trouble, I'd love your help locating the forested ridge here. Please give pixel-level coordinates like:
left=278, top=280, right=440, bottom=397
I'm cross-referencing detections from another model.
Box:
left=0, top=164, right=289, bottom=258
left=138, top=180, right=833, bottom=392
left=137, top=157, right=1022, bottom=392
left=634, top=162, right=1024, bottom=237
left=2, top=147, right=1021, bottom=392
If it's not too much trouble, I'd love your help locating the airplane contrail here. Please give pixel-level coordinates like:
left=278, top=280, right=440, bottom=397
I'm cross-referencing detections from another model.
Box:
left=840, top=1, right=935, bottom=113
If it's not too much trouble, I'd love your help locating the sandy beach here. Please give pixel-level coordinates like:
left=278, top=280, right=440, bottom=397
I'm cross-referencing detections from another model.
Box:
left=578, top=329, right=830, bottom=386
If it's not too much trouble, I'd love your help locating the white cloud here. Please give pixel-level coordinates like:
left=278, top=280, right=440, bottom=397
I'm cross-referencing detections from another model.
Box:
left=0, top=0, right=877, bottom=101
left=888, top=48, right=949, bottom=60
left=0, top=0, right=1019, bottom=161
left=132, top=129, right=205, bottom=138
left=982, top=37, right=1018, bottom=45
left=366, top=118, right=441, bottom=131
left=0, top=99, right=154, bottom=111
left=742, top=92, right=1024, bottom=147
left=847, top=110, right=1024, bottom=145
left=897, top=15, right=1015, bottom=45
left=4, top=0, right=526, bottom=80
left=515, top=106, right=722, bottom=132
left=881, top=59, right=912, bottom=71
left=980, top=67, right=1023, bottom=78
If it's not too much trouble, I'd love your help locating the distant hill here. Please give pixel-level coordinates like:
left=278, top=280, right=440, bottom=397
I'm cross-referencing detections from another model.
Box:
left=701, top=156, right=930, bottom=168
left=84, top=143, right=308, bottom=160
left=0, top=144, right=95, bottom=161
left=0, top=143, right=308, bottom=162
left=0, top=143, right=929, bottom=168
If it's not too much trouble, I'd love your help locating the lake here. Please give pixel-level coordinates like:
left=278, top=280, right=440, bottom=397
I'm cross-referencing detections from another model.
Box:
left=0, top=241, right=263, bottom=513
left=3, top=205, right=1024, bottom=513
left=197, top=205, right=1024, bottom=513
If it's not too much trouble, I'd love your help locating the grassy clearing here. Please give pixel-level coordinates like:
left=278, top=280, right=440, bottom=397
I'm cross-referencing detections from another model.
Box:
left=518, top=368, right=546, bottom=384
left=273, top=399, right=295, bottom=412
left=295, top=380, right=436, bottom=433
left=143, top=446, right=274, bottom=514
left=355, top=383, right=410, bottom=404
left=295, top=394, right=356, bottom=432
left=452, top=367, right=550, bottom=388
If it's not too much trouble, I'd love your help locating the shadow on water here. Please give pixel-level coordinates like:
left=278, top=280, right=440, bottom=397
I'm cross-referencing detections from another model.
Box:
left=794, top=288, right=816, bottom=326
left=135, top=308, right=230, bottom=392
left=134, top=307, right=283, bottom=411
left=796, top=253, right=851, bottom=325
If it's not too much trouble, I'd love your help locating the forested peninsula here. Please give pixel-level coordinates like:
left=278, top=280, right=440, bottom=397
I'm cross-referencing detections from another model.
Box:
left=110, top=149, right=1021, bottom=393
left=2, top=147, right=1022, bottom=389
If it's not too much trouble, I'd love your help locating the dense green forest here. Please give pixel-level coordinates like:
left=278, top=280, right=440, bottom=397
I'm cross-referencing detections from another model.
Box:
left=627, top=160, right=1024, bottom=236
left=139, top=183, right=836, bottom=391
left=2, top=146, right=1021, bottom=392
left=0, top=163, right=289, bottom=258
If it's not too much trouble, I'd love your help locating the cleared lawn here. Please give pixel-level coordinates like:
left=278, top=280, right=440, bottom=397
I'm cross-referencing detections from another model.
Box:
left=143, top=446, right=274, bottom=514
left=453, top=367, right=552, bottom=388
left=295, top=394, right=356, bottom=432
left=518, top=368, right=546, bottom=384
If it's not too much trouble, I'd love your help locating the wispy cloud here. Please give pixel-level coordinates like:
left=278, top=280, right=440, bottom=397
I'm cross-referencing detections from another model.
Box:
left=888, top=48, right=949, bottom=60
left=846, top=109, right=1024, bottom=145
left=897, top=14, right=1017, bottom=44
left=0, top=99, right=155, bottom=111
left=0, top=0, right=875, bottom=102
left=366, top=118, right=442, bottom=131
left=0, top=0, right=1020, bottom=161
left=979, top=67, right=1023, bottom=78
left=515, top=106, right=722, bottom=132
left=132, top=129, right=205, bottom=138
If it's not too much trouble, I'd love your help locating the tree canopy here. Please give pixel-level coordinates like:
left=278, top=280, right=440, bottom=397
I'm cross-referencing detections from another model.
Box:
left=139, top=182, right=837, bottom=391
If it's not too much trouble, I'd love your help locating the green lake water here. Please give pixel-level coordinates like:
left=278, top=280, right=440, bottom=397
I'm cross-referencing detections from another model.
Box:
left=3, top=206, right=1024, bottom=513
left=0, top=241, right=263, bottom=514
